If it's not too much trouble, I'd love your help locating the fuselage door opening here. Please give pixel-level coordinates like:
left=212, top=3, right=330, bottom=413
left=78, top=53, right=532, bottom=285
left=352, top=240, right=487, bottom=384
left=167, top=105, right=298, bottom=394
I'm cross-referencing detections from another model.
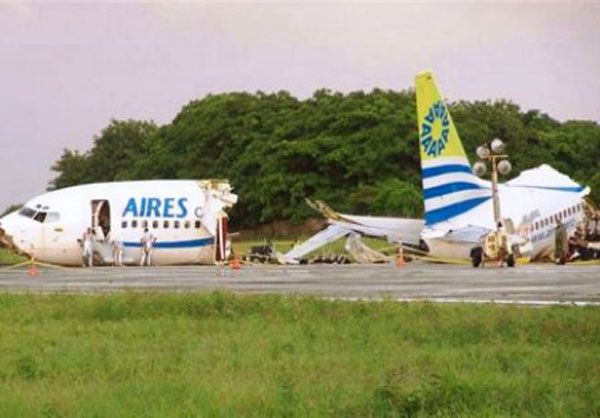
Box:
left=91, top=199, right=111, bottom=240
left=214, top=214, right=228, bottom=262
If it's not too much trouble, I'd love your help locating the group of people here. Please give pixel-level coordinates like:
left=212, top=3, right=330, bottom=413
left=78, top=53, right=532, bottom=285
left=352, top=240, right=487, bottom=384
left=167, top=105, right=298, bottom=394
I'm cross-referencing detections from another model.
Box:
left=584, top=217, right=600, bottom=241
left=554, top=220, right=600, bottom=264
left=80, top=228, right=156, bottom=267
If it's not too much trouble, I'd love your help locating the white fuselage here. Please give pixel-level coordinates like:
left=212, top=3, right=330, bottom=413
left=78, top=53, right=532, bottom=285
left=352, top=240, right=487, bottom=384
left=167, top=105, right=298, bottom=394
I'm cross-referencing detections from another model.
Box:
left=423, top=197, right=587, bottom=260
left=0, top=180, right=236, bottom=266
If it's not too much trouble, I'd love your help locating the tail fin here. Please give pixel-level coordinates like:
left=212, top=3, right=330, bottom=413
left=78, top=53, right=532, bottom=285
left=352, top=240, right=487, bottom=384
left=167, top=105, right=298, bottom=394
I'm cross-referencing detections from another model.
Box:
left=415, top=71, right=491, bottom=226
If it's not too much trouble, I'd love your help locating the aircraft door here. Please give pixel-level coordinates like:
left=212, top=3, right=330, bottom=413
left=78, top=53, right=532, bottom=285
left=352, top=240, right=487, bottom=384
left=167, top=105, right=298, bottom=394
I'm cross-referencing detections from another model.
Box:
left=91, top=200, right=111, bottom=240
left=214, top=215, right=228, bottom=262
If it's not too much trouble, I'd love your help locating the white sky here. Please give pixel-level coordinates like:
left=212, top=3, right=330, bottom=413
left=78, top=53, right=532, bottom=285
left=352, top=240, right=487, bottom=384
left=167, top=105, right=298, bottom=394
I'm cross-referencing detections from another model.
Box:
left=1, top=2, right=599, bottom=211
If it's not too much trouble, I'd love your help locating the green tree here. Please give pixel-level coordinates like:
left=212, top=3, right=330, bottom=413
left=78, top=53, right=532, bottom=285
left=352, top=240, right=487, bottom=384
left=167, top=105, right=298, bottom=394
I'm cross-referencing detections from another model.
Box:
left=48, top=88, right=600, bottom=229
left=1, top=203, right=22, bottom=218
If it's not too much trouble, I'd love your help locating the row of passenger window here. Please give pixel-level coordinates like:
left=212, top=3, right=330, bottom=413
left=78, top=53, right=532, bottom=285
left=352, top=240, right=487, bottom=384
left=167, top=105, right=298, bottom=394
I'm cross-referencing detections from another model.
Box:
left=533, top=203, right=582, bottom=231
left=121, top=219, right=202, bottom=230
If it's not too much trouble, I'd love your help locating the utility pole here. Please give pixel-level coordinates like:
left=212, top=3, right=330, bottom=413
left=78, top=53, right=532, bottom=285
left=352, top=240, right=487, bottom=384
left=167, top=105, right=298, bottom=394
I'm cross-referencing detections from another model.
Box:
left=473, top=139, right=511, bottom=230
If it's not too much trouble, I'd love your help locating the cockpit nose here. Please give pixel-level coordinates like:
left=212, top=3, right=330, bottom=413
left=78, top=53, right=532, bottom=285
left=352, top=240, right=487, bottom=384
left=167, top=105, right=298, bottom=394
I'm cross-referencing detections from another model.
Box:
left=0, top=212, right=22, bottom=250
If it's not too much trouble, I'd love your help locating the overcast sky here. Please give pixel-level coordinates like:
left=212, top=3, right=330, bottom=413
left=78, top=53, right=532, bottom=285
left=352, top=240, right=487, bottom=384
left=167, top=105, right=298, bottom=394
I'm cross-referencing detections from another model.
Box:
left=1, top=1, right=599, bottom=211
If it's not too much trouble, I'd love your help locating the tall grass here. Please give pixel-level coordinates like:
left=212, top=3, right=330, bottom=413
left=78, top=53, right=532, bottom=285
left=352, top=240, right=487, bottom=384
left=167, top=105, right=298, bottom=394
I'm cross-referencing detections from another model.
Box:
left=0, top=292, right=598, bottom=417
left=0, top=248, right=26, bottom=265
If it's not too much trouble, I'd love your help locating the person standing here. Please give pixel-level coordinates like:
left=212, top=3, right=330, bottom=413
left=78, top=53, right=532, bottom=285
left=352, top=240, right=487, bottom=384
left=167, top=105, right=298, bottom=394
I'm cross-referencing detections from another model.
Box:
left=586, top=217, right=596, bottom=241
left=82, top=227, right=95, bottom=267
left=110, top=236, right=124, bottom=267
left=140, top=228, right=156, bottom=266
left=554, top=220, right=568, bottom=265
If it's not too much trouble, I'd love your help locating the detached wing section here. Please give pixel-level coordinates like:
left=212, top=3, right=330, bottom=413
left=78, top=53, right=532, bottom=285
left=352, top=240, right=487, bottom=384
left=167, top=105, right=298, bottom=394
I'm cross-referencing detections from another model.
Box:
left=329, top=215, right=424, bottom=245
left=305, top=200, right=424, bottom=245
left=282, top=200, right=426, bottom=263
left=283, top=225, right=352, bottom=261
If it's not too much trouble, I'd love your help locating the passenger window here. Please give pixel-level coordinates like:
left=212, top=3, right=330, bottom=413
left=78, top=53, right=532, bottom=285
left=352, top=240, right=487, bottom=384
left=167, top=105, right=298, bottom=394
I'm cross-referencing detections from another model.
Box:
left=142, top=220, right=148, bottom=229
left=152, top=220, right=159, bottom=229
left=121, top=221, right=127, bottom=229
left=163, top=220, right=169, bottom=229
left=174, top=221, right=180, bottom=229
left=184, top=220, right=190, bottom=229
left=132, top=220, right=138, bottom=228
left=195, top=220, right=201, bottom=229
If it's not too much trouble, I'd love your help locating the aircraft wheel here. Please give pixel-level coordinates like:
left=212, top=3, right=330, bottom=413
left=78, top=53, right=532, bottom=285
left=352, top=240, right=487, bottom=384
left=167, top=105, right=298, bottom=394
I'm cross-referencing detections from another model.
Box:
left=471, top=247, right=483, bottom=268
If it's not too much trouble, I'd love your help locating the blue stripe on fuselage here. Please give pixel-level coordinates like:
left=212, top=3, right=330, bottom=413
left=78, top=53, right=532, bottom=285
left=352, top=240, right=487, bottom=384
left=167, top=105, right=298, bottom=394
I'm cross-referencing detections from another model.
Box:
left=506, top=185, right=586, bottom=193
left=123, top=237, right=214, bottom=249
left=425, top=196, right=491, bottom=225
left=422, top=164, right=473, bottom=179
left=424, top=182, right=488, bottom=200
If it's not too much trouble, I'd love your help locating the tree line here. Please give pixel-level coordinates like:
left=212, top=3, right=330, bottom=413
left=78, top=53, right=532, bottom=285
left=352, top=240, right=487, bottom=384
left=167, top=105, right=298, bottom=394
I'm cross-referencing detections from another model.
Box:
left=48, top=89, right=600, bottom=229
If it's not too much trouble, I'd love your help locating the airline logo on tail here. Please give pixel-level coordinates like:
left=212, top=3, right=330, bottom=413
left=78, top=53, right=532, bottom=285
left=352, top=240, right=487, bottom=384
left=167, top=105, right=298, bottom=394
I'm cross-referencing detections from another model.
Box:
left=415, top=70, right=491, bottom=226
left=420, top=100, right=450, bottom=157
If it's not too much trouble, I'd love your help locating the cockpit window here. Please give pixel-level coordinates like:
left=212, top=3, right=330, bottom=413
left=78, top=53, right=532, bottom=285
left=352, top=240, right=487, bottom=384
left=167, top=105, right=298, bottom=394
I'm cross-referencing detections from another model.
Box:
left=19, top=207, right=36, bottom=218
left=18, top=207, right=60, bottom=223
left=34, top=212, right=47, bottom=223
left=45, top=212, right=60, bottom=223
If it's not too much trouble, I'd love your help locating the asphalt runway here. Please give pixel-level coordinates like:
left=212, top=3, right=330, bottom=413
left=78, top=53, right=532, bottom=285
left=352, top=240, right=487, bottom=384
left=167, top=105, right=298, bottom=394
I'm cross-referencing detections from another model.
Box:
left=1, top=262, right=599, bottom=304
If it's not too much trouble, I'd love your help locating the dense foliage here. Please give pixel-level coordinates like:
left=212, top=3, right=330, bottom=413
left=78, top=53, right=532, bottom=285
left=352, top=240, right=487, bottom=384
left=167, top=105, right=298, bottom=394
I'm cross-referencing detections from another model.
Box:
left=49, top=90, right=600, bottom=228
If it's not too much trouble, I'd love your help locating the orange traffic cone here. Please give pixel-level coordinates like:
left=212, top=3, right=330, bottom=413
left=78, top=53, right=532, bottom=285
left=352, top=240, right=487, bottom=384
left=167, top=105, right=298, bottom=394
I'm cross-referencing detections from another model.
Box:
left=28, top=256, right=39, bottom=277
left=395, top=244, right=406, bottom=268
left=231, top=255, right=241, bottom=270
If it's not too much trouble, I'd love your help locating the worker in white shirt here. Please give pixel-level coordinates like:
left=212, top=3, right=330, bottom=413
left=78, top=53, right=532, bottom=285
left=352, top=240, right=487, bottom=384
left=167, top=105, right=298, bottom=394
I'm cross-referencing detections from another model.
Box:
left=140, top=228, right=156, bottom=266
left=81, top=227, right=95, bottom=267
left=107, top=232, right=124, bottom=267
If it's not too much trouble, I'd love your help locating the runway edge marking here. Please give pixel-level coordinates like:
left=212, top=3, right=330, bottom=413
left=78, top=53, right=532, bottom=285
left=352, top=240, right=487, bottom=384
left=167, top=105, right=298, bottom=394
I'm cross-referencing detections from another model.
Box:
left=326, top=297, right=600, bottom=307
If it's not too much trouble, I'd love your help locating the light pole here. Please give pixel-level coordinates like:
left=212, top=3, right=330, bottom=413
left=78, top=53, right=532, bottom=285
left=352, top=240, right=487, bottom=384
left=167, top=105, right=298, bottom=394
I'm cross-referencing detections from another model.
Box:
left=472, top=139, right=512, bottom=230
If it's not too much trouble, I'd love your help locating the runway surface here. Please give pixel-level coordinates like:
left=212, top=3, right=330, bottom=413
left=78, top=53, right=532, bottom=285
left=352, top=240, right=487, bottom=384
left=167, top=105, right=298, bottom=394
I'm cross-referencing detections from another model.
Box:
left=1, top=262, right=599, bottom=304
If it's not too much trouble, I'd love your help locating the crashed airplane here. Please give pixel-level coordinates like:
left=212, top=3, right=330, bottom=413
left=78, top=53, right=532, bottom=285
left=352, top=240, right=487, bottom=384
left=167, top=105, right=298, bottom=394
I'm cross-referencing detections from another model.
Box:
left=284, top=70, right=590, bottom=263
left=0, top=180, right=237, bottom=266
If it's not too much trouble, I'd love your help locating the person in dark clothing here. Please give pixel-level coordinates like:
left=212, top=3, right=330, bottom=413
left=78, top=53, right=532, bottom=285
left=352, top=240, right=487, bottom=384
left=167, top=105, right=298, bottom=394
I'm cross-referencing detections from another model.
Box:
left=554, top=220, right=568, bottom=265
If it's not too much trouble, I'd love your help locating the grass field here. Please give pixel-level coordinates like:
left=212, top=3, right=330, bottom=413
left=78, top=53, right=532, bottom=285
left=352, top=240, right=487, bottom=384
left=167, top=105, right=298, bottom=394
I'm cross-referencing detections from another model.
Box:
left=0, top=293, right=598, bottom=417
left=0, top=248, right=26, bottom=265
